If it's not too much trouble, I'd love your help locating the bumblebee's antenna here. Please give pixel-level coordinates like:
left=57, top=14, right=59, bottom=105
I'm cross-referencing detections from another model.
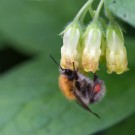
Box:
left=72, top=62, right=78, bottom=79
left=49, top=55, right=63, bottom=70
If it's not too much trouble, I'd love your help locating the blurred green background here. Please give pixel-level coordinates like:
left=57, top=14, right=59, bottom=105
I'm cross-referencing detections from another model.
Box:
left=0, top=0, right=135, bottom=135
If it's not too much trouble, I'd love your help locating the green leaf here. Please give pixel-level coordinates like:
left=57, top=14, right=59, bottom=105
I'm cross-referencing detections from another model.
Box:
left=0, top=0, right=135, bottom=135
left=105, top=113, right=135, bottom=135
left=105, top=0, right=135, bottom=27
left=0, top=0, right=59, bottom=53
left=0, top=0, right=83, bottom=53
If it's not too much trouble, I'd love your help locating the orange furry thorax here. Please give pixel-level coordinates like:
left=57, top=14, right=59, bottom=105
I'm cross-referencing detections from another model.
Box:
left=59, top=74, right=75, bottom=100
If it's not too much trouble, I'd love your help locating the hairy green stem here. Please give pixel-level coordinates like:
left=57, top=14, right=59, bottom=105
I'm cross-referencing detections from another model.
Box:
left=105, top=8, right=115, bottom=24
left=74, top=0, right=94, bottom=22
left=89, top=6, right=95, bottom=18
left=93, top=0, right=104, bottom=21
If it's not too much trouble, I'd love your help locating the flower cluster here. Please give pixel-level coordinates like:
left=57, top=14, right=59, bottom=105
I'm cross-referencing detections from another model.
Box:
left=60, top=0, right=128, bottom=74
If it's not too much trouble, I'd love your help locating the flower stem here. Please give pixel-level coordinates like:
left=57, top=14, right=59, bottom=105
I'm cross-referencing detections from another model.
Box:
left=89, top=6, right=95, bottom=18
left=105, top=8, right=115, bottom=24
left=74, top=0, right=94, bottom=22
left=93, top=0, right=104, bottom=21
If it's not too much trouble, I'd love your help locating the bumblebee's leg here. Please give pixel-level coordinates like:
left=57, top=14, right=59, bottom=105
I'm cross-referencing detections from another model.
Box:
left=90, top=74, right=98, bottom=99
left=93, top=73, right=98, bottom=83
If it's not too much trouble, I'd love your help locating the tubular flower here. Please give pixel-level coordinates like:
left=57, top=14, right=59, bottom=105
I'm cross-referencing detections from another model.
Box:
left=82, top=23, right=102, bottom=73
left=106, top=24, right=128, bottom=74
left=60, top=23, right=81, bottom=70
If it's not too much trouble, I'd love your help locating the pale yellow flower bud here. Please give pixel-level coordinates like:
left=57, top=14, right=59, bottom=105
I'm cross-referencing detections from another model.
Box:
left=106, top=24, right=128, bottom=74
left=60, top=23, right=81, bottom=70
left=82, top=23, right=102, bottom=73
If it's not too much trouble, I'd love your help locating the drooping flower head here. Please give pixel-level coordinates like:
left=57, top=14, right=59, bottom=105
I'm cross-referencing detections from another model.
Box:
left=82, top=22, right=103, bottom=73
left=106, top=23, right=128, bottom=74
left=60, top=22, right=82, bottom=70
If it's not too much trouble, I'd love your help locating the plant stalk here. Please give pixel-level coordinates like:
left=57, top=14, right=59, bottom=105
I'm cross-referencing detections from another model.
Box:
left=74, top=0, right=94, bottom=22
left=93, top=0, right=104, bottom=21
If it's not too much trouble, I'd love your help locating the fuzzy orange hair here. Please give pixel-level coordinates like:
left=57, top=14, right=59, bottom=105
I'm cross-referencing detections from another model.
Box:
left=59, top=74, right=75, bottom=100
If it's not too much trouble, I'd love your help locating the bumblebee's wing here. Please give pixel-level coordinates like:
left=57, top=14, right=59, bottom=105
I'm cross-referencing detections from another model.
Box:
left=72, top=90, right=100, bottom=119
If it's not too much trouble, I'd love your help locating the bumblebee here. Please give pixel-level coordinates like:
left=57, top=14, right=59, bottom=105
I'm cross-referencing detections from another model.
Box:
left=50, top=55, right=106, bottom=119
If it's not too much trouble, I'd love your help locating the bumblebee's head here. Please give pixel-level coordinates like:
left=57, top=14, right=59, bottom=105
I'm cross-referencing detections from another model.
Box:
left=50, top=55, right=78, bottom=80
left=60, top=68, right=78, bottom=80
left=64, top=69, right=73, bottom=76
